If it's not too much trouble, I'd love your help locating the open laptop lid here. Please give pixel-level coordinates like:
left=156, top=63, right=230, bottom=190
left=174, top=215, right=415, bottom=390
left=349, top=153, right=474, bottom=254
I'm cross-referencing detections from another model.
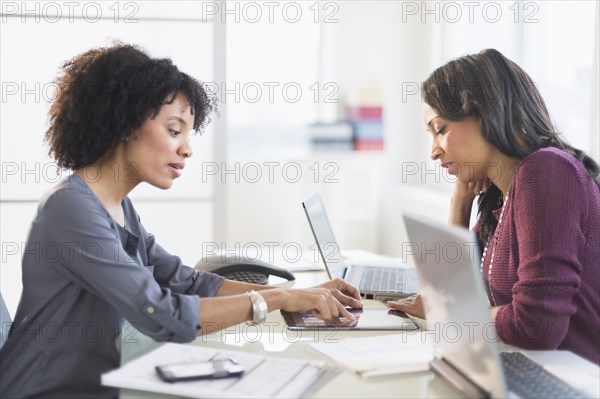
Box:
left=402, top=213, right=508, bottom=399
left=302, top=193, right=347, bottom=279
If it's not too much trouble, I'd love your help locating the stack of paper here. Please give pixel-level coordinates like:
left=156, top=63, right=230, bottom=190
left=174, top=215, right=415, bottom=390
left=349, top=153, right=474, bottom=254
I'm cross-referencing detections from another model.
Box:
left=103, top=343, right=333, bottom=398
left=310, top=332, right=433, bottom=378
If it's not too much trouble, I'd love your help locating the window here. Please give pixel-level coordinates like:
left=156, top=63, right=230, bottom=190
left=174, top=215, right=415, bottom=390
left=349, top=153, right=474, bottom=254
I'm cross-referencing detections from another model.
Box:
left=522, top=1, right=598, bottom=155
left=225, top=2, right=322, bottom=160
left=439, top=0, right=599, bottom=158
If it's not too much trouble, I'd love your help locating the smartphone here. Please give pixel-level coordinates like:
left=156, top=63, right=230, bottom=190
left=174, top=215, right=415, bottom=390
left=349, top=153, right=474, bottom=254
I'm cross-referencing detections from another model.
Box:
left=155, top=358, right=245, bottom=383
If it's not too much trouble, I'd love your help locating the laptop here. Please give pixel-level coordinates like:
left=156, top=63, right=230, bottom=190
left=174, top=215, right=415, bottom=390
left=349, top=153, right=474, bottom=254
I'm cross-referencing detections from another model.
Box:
left=402, top=213, right=592, bottom=399
left=302, top=193, right=419, bottom=300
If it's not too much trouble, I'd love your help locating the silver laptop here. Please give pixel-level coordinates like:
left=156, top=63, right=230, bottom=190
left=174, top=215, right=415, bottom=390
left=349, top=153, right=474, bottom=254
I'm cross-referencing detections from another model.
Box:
left=302, top=193, right=418, bottom=300
left=402, top=213, right=589, bottom=399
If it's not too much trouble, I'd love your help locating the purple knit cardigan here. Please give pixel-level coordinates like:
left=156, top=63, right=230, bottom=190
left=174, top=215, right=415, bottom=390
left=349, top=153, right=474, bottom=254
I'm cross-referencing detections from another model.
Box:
left=480, top=147, right=599, bottom=365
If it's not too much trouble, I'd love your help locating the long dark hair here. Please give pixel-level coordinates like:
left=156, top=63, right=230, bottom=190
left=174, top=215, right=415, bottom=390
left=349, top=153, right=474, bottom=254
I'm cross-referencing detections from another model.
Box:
left=422, top=48, right=600, bottom=242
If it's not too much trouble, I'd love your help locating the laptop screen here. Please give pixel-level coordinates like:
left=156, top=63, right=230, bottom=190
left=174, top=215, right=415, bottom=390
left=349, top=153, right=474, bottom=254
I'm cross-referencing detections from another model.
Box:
left=402, top=213, right=508, bottom=398
left=302, top=193, right=347, bottom=279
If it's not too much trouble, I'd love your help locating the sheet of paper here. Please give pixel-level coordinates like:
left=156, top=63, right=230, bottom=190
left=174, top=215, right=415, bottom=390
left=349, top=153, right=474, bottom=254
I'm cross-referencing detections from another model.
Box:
left=310, top=331, right=433, bottom=378
left=103, top=343, right=331, bottom=398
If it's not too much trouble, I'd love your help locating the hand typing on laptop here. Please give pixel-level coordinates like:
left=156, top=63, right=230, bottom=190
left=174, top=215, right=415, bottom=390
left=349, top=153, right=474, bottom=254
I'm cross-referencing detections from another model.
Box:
left=289, top=278, right=363, bottom=320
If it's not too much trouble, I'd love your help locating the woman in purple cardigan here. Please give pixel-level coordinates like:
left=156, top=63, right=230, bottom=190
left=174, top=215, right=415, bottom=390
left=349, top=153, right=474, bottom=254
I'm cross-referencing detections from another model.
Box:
left=389, top=49, right=600, bottom=365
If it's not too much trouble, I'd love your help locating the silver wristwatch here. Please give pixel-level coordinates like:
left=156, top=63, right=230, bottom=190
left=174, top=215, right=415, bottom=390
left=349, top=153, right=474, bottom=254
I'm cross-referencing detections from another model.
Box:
left=246, top=290, right=267, bottom=325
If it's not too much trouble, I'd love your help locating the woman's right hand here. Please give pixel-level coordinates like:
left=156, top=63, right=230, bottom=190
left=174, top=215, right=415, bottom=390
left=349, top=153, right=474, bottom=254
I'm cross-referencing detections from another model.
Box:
left=453, top=177, right=491, bottom=199
left=448, top=177, right=490, bottom=227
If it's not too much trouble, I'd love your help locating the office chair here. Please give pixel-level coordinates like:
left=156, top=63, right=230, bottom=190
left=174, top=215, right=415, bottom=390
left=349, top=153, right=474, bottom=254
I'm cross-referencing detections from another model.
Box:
left=0, top=291, right=11, bottom=349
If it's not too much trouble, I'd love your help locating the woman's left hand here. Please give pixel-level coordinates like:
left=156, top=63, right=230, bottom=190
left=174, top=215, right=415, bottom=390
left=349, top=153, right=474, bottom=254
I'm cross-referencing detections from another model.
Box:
left=315, top=278, right=363, bottom=309
left=387, top=294, right=426, bottom=319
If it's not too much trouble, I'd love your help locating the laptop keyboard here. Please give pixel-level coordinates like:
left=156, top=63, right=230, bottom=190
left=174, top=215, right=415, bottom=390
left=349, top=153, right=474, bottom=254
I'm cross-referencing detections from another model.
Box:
left=500, top=351, right=585, bottom=399
left=359, top=267, right=403, bottom=293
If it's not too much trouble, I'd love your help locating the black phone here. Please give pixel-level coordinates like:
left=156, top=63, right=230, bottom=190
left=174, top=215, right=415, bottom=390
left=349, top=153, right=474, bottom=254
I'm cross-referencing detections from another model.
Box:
left=155, top=358, right=245, bottom=383
left=195, top=255, right=295, bottom=285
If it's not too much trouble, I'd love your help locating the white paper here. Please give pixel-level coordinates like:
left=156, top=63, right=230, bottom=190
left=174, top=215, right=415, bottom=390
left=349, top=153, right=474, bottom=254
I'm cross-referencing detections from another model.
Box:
left=310, top=332, right=433, bottom=378
left=102, top=343, right=329, bottom=398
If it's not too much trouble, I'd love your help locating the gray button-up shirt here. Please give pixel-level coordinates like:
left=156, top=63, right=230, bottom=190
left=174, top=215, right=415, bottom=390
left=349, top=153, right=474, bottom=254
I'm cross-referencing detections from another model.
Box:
left=0, top=175, right=224, bottom=398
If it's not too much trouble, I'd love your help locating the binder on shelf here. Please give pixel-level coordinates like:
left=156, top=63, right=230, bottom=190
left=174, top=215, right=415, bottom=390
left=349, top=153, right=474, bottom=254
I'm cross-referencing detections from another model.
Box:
left=346, top=106, right=383, bottom=120
left=351, top=120, right=384, bottom=139
left=308, top=121, right=354, bottom=151
left=307, top=101, right=385, bottom=152
left=311, top=138, right=355, bottom=151
left=345, top=105, right=384, bottom=151
left=355, top=139, right=384, bottom=151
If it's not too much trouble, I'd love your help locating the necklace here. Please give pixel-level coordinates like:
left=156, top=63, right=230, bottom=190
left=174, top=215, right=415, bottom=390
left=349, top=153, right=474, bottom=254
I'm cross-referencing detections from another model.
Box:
left=480, top=192, right=510, bottom=307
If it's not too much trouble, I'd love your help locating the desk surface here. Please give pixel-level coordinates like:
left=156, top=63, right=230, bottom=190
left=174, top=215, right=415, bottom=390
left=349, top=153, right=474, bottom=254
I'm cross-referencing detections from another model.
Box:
left=119, top=271, right=458, bottom=398
left=118, top=271, right=599, bottom=399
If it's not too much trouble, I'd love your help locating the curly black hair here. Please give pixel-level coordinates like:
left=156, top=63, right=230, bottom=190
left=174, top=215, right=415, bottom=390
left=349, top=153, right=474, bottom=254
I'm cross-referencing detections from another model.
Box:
left=45, top=42, right=216, bottom=170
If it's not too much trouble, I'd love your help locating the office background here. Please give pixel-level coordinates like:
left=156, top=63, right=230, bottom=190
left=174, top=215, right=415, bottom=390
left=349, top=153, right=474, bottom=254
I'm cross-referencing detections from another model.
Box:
left=1, top=1, right=598, bottom=316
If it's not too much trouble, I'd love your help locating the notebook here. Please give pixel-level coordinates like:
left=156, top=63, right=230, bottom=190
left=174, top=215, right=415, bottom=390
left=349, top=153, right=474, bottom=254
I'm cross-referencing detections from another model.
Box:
left=402, top=213, right=594, bottom=399
left=302, top=193, right=419, bottom=300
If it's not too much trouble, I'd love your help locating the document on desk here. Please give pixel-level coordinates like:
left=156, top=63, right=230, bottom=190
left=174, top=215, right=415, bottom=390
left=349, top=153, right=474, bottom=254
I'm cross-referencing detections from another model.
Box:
left=309, top=331, right=433, bottom=378
left=102, top=342, right=333, bottom=398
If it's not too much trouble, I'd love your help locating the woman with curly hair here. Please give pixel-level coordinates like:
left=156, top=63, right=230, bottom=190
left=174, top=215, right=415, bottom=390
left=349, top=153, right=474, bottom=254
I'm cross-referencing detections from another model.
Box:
left=0, top=43, right=362, bottom=398
left=388, top=49, right=600, bottom=365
